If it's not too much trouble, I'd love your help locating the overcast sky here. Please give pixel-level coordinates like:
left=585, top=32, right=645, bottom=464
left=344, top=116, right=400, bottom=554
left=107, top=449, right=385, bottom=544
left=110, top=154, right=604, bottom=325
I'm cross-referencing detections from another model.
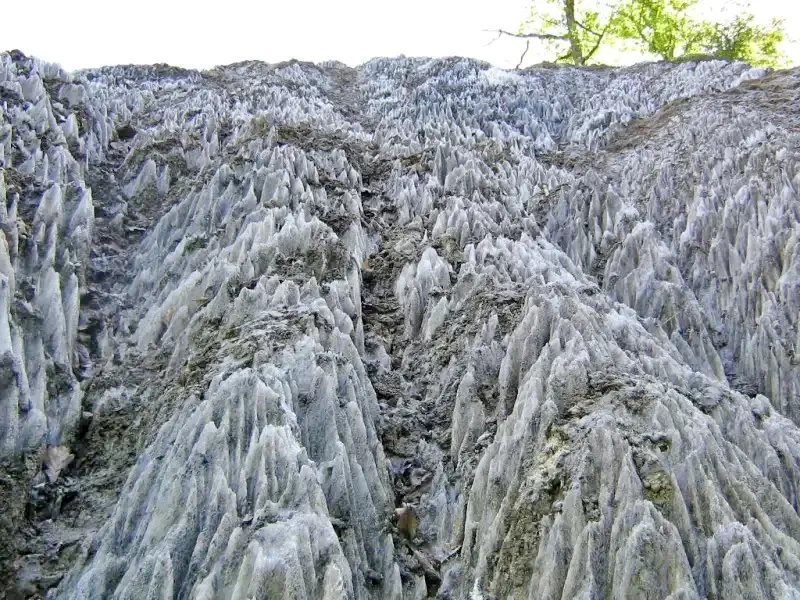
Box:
left=4, top=0, right=799, bottom=72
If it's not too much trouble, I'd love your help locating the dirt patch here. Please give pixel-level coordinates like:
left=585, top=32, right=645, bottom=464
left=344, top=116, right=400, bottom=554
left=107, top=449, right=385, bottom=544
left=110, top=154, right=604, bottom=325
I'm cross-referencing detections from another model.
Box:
left=0, top=452, right=41, bottom=599
left=605, top=97, right=692, bottom=153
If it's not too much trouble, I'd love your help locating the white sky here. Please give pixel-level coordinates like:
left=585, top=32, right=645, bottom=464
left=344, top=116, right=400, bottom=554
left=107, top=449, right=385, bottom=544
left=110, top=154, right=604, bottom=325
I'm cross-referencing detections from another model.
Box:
left=4, top=0, right=799, bottom=72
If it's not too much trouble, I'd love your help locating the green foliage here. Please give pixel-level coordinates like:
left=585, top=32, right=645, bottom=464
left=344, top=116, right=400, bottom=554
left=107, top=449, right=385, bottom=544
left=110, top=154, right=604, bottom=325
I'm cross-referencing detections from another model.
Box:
left=613, top=0, right=784, bottom=66
left=518, top=0, right=785, bottom=67
left=613, top=0, right=705, bottom=61
left=697, top=14, right=785, bottom=67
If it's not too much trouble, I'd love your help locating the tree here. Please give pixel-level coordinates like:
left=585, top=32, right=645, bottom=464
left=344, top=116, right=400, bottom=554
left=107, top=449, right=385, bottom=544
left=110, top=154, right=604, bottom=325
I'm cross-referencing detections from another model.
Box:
left=488, top=0, right=618, bottom=66
left=698, top=14, right=784, bottom=66
left=613, top=0, right=785, bottom=66
left=613, top=0, right=704, bottom=61
left=489, top=0, right=785, bottom=68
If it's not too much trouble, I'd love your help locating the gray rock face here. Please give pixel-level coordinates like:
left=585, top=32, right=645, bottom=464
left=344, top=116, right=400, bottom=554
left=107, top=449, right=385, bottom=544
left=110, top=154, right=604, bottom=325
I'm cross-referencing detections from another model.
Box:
left=2, top=49, right=800, bottom=599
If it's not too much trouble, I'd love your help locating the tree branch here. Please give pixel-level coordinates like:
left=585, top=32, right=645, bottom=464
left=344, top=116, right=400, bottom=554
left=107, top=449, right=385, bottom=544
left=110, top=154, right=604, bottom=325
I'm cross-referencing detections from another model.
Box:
left=517, top=40, right=531, bottom=68
left=574, top=20, right=603, bottom=37
left=484, top=28, right=570, bottom=43
left=584, top=22, right=614, bottom=61
left=484, top=30, right=503, bottom=47
left=555, top=50, right=574, bottom=63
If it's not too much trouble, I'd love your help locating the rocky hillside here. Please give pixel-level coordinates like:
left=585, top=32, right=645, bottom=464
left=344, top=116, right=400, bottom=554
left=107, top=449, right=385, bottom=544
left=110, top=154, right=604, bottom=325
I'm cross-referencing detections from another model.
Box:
left=2, top=48, right=800, bottom=599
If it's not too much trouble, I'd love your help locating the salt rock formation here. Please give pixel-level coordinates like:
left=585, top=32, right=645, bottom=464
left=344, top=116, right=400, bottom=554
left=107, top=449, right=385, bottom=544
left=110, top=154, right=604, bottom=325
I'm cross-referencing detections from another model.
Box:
left=1, top=48, right=800, bottom=600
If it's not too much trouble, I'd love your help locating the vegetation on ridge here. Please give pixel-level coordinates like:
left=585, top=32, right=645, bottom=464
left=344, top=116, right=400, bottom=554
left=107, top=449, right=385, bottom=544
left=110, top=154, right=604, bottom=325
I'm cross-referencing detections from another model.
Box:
left=491, top=0, right=784, bottom=67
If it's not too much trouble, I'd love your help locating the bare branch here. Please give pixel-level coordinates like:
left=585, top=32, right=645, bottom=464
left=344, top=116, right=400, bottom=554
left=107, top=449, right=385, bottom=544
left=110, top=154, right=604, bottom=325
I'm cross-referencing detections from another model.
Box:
left=516, top=40, right=531, bottom=69
left=485, top=30, right=503, bottom=47
left=484, top=28, right=570, bottom=42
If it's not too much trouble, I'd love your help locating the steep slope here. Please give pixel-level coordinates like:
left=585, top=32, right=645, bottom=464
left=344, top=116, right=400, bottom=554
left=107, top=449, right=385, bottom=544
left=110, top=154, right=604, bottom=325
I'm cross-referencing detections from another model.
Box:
left=2, top=50, right=800, bottom=599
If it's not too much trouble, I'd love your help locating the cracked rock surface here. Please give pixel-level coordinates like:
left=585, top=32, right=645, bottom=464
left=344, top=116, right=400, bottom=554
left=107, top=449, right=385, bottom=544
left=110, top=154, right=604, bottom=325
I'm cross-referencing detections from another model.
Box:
left=2, top=49, right=800, bottom=599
